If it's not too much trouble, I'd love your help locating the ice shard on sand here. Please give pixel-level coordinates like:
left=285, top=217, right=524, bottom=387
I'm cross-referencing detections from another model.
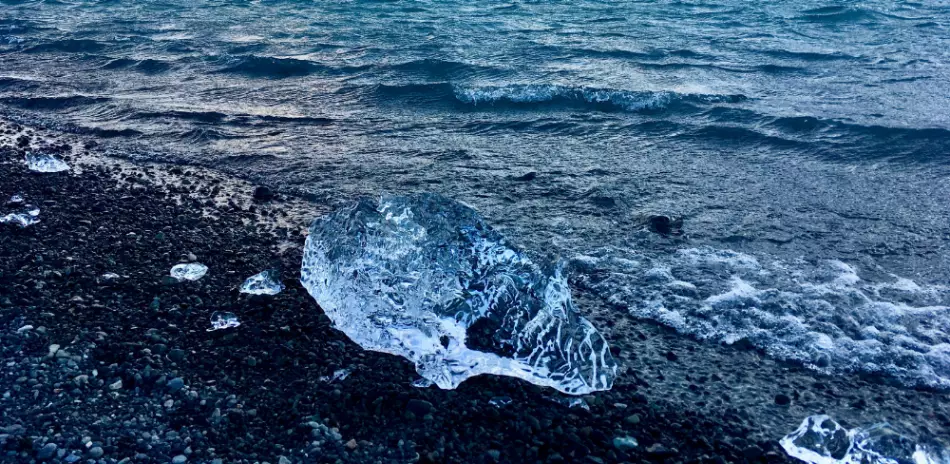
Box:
left=300, top=193, right=617, bottom=395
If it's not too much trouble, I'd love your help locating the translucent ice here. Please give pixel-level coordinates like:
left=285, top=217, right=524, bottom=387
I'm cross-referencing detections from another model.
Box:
left=240, top=269, right=284, bottom=295
left=300, top=193, right=617, bottom=395
left=207, top=311, right=240, bottom=331
left=171, top=263, right=208, bottom=281
left=25, top=153, right=69, bottom=173
left=489, top=396, right=513, bottom=407
left=320, top=369, right=351, bottom=383
left=0, top=205, right=40, bottom=227
left=780, top=415, right=948, bottom=464
left=7, top=195, right=24, bottom=205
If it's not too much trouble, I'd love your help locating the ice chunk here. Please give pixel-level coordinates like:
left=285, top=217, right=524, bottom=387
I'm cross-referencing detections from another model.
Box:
left=300, top=193, right=617, bottom=395
left=780, top=415, right=948, bottom=464
left=101, top=273, right=120, bottom=280
left=25, top=153, right=69, bottom=173
left=0, top=205, right=40, bottom=227
left=7, top=194, right=24, bottom=205
left=207, top=311, right=240, bottom=331
left=489, top=396, right=513, bottom=407
left=411, top=377, right=435, bottom=388
left=240, top=269, right=284, bottom=295
left=320, top=368, right=351, bottom=383
left=171, top=263, right=208, bottom=281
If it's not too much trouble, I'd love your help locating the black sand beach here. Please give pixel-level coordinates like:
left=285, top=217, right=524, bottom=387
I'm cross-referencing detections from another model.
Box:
left=2, top=119, right=948, bottom=464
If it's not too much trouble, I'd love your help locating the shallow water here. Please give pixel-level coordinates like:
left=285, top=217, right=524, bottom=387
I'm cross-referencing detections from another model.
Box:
left=2, top=0, right=949, bottom=388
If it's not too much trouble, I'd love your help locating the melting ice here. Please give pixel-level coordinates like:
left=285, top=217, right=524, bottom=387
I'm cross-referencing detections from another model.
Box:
left=240, top=269, right=284, bottom=295
left=170, top=263, right=208, bottom=281
left=780, top=415, right=948, bottom=464
left=25, top=153, right=69, bottom=173
left=207, top=311, right=240, bottom=331
left=0, top=203, right=40, bottom=227
left=300, top=193, right=617, bottom=395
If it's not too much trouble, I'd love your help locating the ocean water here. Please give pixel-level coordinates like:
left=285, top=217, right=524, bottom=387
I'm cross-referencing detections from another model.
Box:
left=2, top=0, right=949, bottom=388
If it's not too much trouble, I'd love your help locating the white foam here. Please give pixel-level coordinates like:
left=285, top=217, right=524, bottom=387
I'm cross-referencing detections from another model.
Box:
left=571, top=246, right=950, bottom=388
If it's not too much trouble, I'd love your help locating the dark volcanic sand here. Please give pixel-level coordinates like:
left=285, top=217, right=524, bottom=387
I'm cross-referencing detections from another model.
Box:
left=0, top=119, right=946, bottom=464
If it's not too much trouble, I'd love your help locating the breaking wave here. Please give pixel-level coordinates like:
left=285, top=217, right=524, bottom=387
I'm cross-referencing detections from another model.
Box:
left=572, top=247, right=950, bottom=389
left=452, top=84, right=746, bottom=112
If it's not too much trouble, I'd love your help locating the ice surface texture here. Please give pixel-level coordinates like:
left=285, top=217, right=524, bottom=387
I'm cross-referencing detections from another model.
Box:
left=170, top=263, right=208, bottom=281
left=25, top=153, right=69, bottom=173
left=0, top=206, right=39, bottom=227
left=240, top=269, right=284, bottom=295
left=780, top=415, right=948, bottom=464
left=300, top=193, right=617, bottom=395
left=208, top=311, right=240, bottom=331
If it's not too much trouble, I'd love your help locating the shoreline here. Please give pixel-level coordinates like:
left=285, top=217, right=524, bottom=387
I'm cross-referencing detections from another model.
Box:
left=1, top=118, right=946, bottom=463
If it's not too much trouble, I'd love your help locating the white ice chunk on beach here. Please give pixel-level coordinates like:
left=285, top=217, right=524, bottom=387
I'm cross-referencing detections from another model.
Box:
left=25, top=153, right=69, bottom=173
left=780, top=415, right=949, bottom=464
left=0, top=205, right=39, bottom=227
left=300, top=193, right=617, bottom=395
left=240, top=269, right=284, bottom=295
left=207, top=311, right=240, bottom=331
left=170, top=263, right=208, bottom=281
left=7, top=194, right=24, bottom=205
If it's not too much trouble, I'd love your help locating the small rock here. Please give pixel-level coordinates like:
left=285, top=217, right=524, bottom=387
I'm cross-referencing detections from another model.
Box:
left=406, top=399, right=434, bottom=416
left=775, top=394, right=791, bottom=405
left=346, top=439, right=357, bottom=450
left=665, top=351, right=678, bottom=361
left=168, top=348, right=187, bottom=363
left=646, top=443, right=674, bottom=457
left=167, top=377, right=185, bottom=392
left=647, top=215, right=683, bottom=236
left=486, top=449, right=501, bottom=460
left=253, top=186, right=275, bottom=201
left=278, top=457, right=291, bottom=464
left=37, top=443, right=57, bottom=460
left=109, top=380, right=123, bottom=390
left=613, top=436, right=638, bottom=451
left=88, top=447, right=104, bottom=458
left=172, top=455, right=187, bottom=464
left=624, top=414, right=641, bottom=425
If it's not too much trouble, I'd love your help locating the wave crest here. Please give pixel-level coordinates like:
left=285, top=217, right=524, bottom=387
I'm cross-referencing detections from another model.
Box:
left=452, top=84, right=745, bottom=112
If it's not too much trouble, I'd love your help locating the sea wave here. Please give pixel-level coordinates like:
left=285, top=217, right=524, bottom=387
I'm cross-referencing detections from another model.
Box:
left=452, top=84, right=746, bottom=112
left=572, top=247, right=950, bottom=389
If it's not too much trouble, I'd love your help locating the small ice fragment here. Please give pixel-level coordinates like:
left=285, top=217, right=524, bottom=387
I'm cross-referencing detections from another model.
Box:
left=489, top=396, right=513, bottom=407
left=7, top=194, right=24, bottom=205
left=207, top=311, right=240, bottom=331
left=25, top=153, right=69, bottom=173
left=411, top=377, right=435, bottom=388
left=171, top=263, right=208, bottom=281
left=780, top=415, right=948, bottom=464
left=101, top=273, right=120, bottom=280
left=780, top=415, right=852, bottom=463
left=16, top=325, right=34, bottom=333
left=240, top=269, right=284, bottom=295
left=0, top=206, right=40, bottom=227
left=548, top=395, right=590, bottom=410
left=320, top=368, right=351, bottom=383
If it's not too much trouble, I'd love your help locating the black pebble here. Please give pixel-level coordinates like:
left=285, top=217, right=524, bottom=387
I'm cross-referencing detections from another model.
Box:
left=774, top=394, right=791, bottom=405
left=647, top=215, right=684, bottom=236
left=253, top=185, right=275, bottom=201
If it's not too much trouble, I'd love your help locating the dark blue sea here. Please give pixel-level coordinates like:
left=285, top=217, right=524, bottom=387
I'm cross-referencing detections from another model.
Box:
left=2, top=0, right=949, bottom=389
